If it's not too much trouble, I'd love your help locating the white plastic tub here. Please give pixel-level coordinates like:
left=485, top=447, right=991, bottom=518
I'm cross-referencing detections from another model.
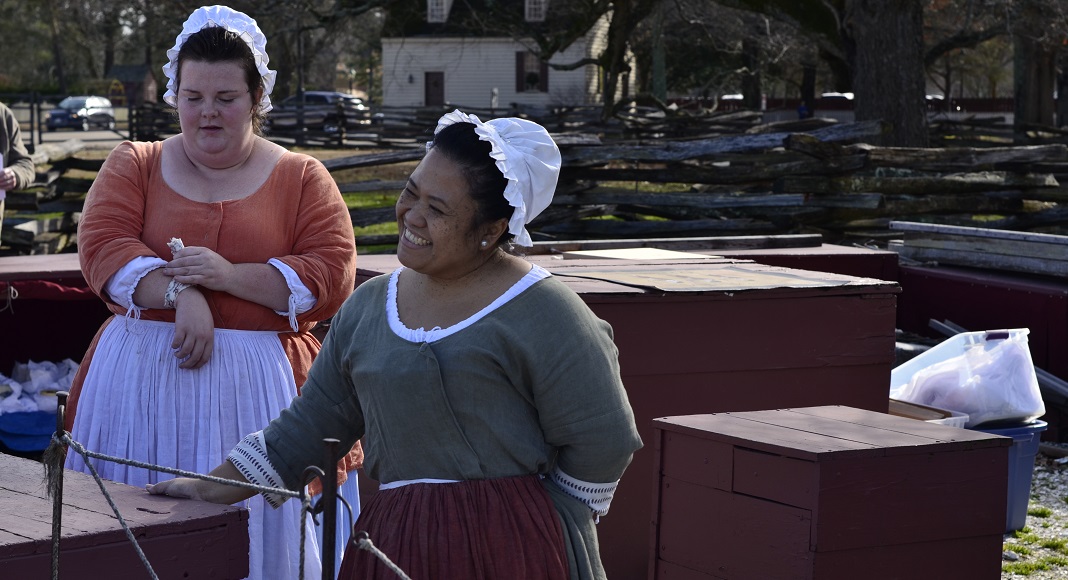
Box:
left=890, top=328, right=1043, bottom=428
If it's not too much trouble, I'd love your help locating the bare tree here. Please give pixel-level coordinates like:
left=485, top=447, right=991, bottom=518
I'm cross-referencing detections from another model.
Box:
left=1007, top=0, right=1068, bottom=132
left=706, top=0, right=924, bottom=145
left=923, top=0, right=1009, bottom=113
left=632, top=1, right=808, bottom=106
left=1, top=0, right=56, bottom=90
left=240, top=0, right=391, bottom=98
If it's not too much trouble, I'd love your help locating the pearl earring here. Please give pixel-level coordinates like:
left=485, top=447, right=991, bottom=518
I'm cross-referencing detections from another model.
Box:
left=480, top=240, right=488, bottom=248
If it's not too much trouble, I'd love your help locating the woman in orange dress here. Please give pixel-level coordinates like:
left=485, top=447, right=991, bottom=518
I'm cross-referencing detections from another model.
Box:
left=63, top=6, right=358, bottom=579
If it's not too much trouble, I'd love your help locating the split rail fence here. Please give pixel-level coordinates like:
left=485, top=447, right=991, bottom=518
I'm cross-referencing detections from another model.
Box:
left=6, top=104, right=1068, bottom=256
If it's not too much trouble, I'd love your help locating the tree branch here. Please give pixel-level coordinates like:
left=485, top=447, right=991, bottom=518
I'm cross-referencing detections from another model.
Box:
left=924, top=25, right=1008, bottom=68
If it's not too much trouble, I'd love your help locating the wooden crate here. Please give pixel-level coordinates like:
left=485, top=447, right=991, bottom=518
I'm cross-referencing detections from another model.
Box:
left=650, top=406, right=1011, bottom=580
left=0, top=453, right=249, bottom=579
left=0, top=254, right=112, bottom=373
left=355, top=253, right=900, bottom=580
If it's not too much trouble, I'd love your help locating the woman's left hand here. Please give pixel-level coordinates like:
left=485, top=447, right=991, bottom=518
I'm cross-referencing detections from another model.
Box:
left=164, top=246, right=237, bottom=293
left=172, top=286, right=214, bottom=369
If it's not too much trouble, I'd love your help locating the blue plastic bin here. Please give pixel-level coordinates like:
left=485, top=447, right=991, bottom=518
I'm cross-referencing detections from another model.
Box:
left=975, top=420, right=1047, bottom=533
left=0, top=410, right=58, bottom=453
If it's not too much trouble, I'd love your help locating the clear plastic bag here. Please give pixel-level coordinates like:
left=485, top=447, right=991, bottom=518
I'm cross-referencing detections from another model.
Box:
left=895, top=330, right=1044, bottom=428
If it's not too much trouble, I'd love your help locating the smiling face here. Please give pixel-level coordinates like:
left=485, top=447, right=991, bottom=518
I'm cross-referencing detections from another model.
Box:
left=176, top=59, right=259, bottom=166
left=395, top=148, right=505, bottom=280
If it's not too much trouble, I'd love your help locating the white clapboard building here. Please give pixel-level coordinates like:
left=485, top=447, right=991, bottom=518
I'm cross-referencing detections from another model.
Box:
left=381, top=0, right=634, bottom=110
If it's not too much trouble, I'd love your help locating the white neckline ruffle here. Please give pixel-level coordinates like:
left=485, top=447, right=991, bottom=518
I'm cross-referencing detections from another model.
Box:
left=386, top=264, right=550, bottom=343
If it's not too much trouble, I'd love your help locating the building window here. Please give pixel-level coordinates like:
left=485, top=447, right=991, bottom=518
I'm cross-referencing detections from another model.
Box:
left=526, top=0, right=547, bottom=22
left=516, top=51, right=549, bottom=93
left=428, top=0, right=451, bottom=23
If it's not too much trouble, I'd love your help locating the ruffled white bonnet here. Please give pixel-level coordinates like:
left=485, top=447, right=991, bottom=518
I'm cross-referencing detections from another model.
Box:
left=432, top=110, right=561, bottom=247
left=161, top=5, right=277, bottom=113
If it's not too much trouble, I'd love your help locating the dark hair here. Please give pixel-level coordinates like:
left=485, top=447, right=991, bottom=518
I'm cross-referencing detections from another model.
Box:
left=175, top=26, right=266, bottom=134
left=429, top=122, right=514, bottom=246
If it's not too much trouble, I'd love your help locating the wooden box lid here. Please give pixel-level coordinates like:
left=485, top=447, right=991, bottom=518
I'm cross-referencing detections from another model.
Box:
left=653, top=406, right=1013, bottom=553
left=654, top=405, right=1010, bottom=461
left=356, top=253, right=900, bottom=298
left=0, top=453, right=249, bottom=579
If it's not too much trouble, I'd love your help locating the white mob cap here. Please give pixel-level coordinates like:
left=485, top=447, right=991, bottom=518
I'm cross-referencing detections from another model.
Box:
left=161, top=5, right=277, bottom=113
left=432, top=109, right=561, bottom=247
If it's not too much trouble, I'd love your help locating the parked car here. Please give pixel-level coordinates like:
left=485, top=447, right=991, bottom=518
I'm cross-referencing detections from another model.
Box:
left=46, top=96, right=116, bottom=131
left=266, top=91, right=368, bottom=133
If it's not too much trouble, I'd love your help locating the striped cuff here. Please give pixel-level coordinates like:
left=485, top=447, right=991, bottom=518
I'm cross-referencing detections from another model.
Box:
left=228, top=431, right=289, bottom=508
left=548, top=466, right=619, bottom=522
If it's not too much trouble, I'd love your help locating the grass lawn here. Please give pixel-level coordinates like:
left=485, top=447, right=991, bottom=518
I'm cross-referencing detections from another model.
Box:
left=303, top=148, right=412, bottom=252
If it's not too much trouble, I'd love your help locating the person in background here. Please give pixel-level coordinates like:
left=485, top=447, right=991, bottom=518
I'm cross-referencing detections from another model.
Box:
left=63, top=6, right=360, bottom=579
left=0, top=101, right=36, bottom=242
left=149, top=109, right=644, bottom=580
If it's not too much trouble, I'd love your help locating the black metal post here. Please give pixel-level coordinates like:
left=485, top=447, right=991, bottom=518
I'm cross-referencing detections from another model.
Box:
left=321, top=438, right=339, bottom=580
left=52, top=390, right=68, bottom=580
left=29, top=92, right=39, bottom=150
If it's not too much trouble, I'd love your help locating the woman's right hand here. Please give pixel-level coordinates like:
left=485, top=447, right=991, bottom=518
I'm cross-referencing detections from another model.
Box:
left=146, top=477, right=206, bottom=500
left=172, top=286, right=215, bottom=369
left=147, top=461, right=256, bottom=505
left=146, top=477, right=245, bottom=504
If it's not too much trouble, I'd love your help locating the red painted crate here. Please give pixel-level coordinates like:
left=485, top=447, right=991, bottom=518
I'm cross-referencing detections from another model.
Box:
left=3, top=253, right=902, bottom=580
left=355, top=253, right=901, bottom=580
left=651, top=406, right=1011, bottom=580
left=0, top=254, right=111, bottom=373
left=0, top=453, right=249, bottom=579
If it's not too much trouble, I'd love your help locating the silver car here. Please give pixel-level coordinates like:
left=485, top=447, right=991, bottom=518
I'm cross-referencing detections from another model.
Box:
left=46, top=96, right=116, bottom=131
left=267, top=91, right=369, bottom=133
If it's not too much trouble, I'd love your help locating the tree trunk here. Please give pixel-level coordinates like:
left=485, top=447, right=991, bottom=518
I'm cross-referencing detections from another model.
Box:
left=741, top=36, right=762, bottom=111
left=101, top=7, right=121, bottom=81
left=1058, top=52, right=1068, bottom=128
left=46, top=0, right=67, bottom=94
left=651, top=1, right=667, bottom=101
left=601, top=1, right=634, bottom=120
left=800, top=60, right=817, bottom=104
left=1013, top=32, right=1057, bottom=134
left=142, top=1, right=154, bottom=68
left=843, top=0, right=928, bottom=147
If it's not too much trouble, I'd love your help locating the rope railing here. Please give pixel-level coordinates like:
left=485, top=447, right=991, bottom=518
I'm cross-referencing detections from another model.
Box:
left=42, top=391, right=410, bottom=580
left=353, top=532, right=412, bottom=580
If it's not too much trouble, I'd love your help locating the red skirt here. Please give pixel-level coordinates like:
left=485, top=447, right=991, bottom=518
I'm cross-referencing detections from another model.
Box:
left=338, top=475, right=569, bottom=580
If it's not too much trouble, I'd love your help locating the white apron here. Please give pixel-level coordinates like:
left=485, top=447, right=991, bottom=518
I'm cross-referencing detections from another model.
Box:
left=65, top=317, right=322, bottom=580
